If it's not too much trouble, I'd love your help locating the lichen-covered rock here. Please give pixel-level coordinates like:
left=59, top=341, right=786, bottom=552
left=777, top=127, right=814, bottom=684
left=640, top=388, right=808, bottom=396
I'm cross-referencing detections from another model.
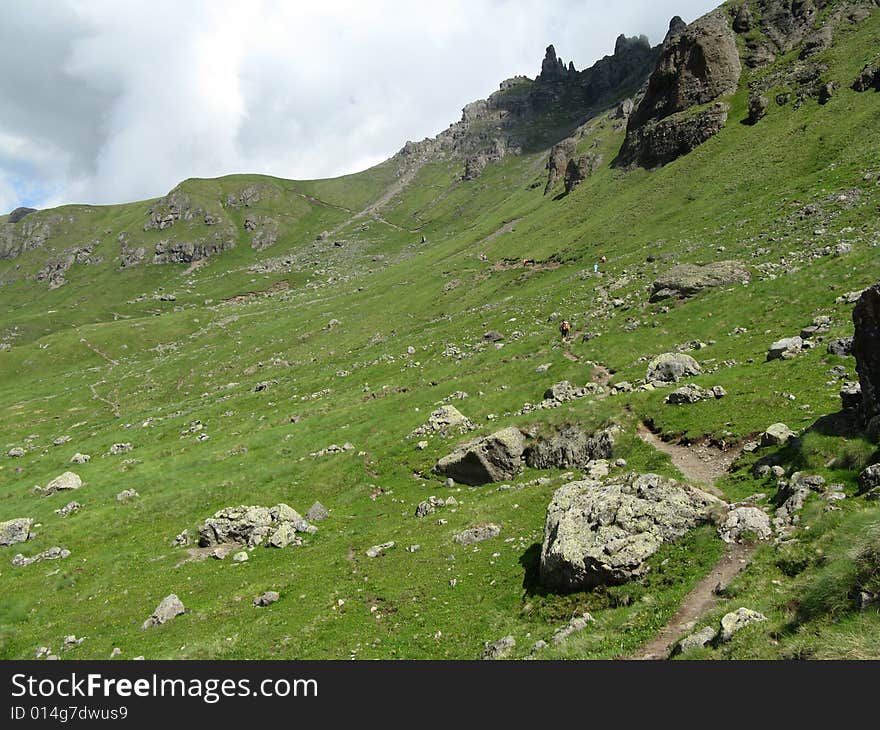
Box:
left=0, top=518, right=35, bottom=547
left=650, top=261, right=750, bottom=302
left=435, top=427, right=525, bottom=486
left=646, top=352, right=701, bottom=383
left=305, top=501, right=329, bottom=522
left=767, top=336, right=803, bottom=361
left=142, top=594, right=185, bottom=629
left=539, top=472, right=726, bottom=590
left=852, top=63, right=880, bottom=93
left=674, top=625, right=718, bottom=654
left=481, top=635, right=515, bottom=660
left=197, top=504, right=312, bottom=548
left=720, top=607, right=766, bottom=642
left=718, top=506, right=771, bottom=543
left=523, top=427, right=614, bottom=469
left=409, top=405, right=475, bottom=438
left=761, top=422, right=796, bottom=447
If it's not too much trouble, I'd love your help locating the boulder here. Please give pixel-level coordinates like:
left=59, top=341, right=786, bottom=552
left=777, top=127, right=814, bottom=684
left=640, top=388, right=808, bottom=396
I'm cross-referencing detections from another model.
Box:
left=435, top=427, right=525, bottom=486
left=665, top=384, right=711, bottom=404
left=7, top=447, right=25, bottom=458
left=253, top=591, right=280, bottom=607
left=718, top=506, right=771, bottom=543
left=70, top=453, right=91, bottom=464
left=12, top=546, right=70, bottom=567
left=719, top=607, right=766, bottom=642
left=858, top=464, right=880, bottom=496
left=539, top=472, right=726, bottom=590
left=116, top=489, right=139, bottom=502
left=767, top=336, right=802, bottom=361
left=109, top=443, right=132, bottom=455
left=746, top=94, right=769, bottom=124
left=197, top=504, right=312, bottom=548
left=852, top=64, right=880, bottom=92
left=564, top=153, right=602, bottom=193
left=674, top=626, right=718, bottom=655
left=551, top=613, right=594, bottom=645
left=826, top=337, right=853, bottom=357
left=142, top=594, right=186, bottom=629
left=366, top=541, right=395, bottom=558
left=841, top=382, right=862, bottom=411
left=0, top=517, right=35, bottom=546
left=852, top=283, right=880, bottom=434
left=650, top=261, right=750, bottom=302
left=646, top=352, right=701, bottom=383
left=42, top=471, right=82, bottom=496
left=305, top=501, right=329, bottom=522
left=761, top=423, right=796, bottom=447
left=453, top=523, right=502, bottom=546
left=409, top=405, right=474, bottom=438
left=523, top=427, right=614, bottom=469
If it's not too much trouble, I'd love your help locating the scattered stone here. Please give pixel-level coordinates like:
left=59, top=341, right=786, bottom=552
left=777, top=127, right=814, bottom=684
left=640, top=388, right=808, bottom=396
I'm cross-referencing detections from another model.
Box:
left=761, top=423, right=796, bottom=447
left=719, top=608, right=766, bottom=642
left=12, top=546, right=70, bottom=567
left=826, top=337, right=853, bottom=357
left=305, top=501, right=329, bottom=522
left=254, top=591, right=279, bottom=607
left=435, top=427, right=525, bottom=486
left=481, top=635, right=515, bottom=660
left=535, top=363, right=552, bottom=373
left=453, top=523, right=502, bottom=546
left=62, top=635, right=85, bottom=650
left=409, top=405, right=475, bottom=438
left=551, top=613, right=594, bottom=645
left=142, top=594, right=186, bottom=629
left=858, top=464, right=880, bottom=496
left=116, top=489, right=139, bottom=502
left=7, top=447, right=25, bottom=458
left=746, top=94, right=768, bottom=124
left=767, top=336, right=803, bottom=361
left=310, top=442, right=355, bottom=457
left=366, top=541, right=395, bottom=558
left=109, top=443, right=132, bottom=455
left=645, top=353, right=701, bottom=383
left=109, top=648, right=122, bottom=659
left=665, top=384, right=711, bottom=404
left=70, top=453, right=91, bottom=464
left=0, top=517, right=35, bottom=546
left=232, top=551, right=249, bottom=563
left=54, top=502, right=81, bottom=518
left=539, top=472, right=725, bottom=590
left=718, top=507, right=771, bottom=543
left=172, top=529, right=190, bottom=547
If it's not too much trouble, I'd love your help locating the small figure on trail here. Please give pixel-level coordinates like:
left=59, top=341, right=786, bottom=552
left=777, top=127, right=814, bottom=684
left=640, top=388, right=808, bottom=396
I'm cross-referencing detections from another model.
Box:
left=559, top=319, right=572, bottom=341
left=599, top=254, right=607, bottom=264
left=479, top=252, right=488, bottom=262
left=593, top=263, right=599, bottom=273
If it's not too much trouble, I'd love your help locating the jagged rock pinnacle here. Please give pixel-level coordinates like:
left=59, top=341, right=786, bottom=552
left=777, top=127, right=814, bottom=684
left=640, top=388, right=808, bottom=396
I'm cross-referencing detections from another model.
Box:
left=540, top=44, right=568, bottom=81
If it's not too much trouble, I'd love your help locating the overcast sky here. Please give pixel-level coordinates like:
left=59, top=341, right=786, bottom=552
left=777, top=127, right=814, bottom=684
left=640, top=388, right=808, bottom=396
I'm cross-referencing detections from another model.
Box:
left=0, top=0, right=719, bottom=212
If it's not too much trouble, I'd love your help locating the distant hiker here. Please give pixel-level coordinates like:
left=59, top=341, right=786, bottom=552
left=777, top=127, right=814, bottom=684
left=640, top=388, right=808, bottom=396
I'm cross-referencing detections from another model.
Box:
left=479, top=252, right=488, bottom=262
left=599, top=254, right=607, bottom=264
left=593, top=263, right=599, bottom=273
left=559, top=319, right=571, bottom=340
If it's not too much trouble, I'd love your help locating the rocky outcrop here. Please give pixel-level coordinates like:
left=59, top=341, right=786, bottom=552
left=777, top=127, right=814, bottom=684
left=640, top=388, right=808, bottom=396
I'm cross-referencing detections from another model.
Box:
left=618, top=11, right=741, bottom=168
left=0, top=518, right=35, bottom=547
left=746, top=93, right=769, bottom=124
left=544, top=138, right=577, bottom=194
left=852, top=283, right=880, bottom=435
left=853, top=63, right=880, bottom=92
left=523, top=426, right=614, bottom=469
left=11, top=546, right=70, bottom=567
left=8, top=207, right=36, bottom=224
left=646, top=352, right=701, bottom=383
left=539, top=472, right=725, bottom=590
left=198, top=504, right=314, bottom=549
left=564, top=153, right=602, bottom=192
left=435, top=427, right=525, bottom=485
left=153, top=229, right=236, bottom=264
left=453, top=523, right=502, bottom=546
left=408, top=405, right=475, bottom=438
left=650, top=260, right=750, bottom=301
left=40, top=471, right=82, bottom=496
left=720, top=607, right=766, bottom=641
left=718, top=506, right=772, bottom=543
left=767, top=336, right=803, bottom=361
left=539, top=45, right=569, bottom=83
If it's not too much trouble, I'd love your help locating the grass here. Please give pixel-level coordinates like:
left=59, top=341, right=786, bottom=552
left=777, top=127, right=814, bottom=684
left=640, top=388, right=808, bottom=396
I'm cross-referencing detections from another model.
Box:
left=0, top=0, right=879, bottom=659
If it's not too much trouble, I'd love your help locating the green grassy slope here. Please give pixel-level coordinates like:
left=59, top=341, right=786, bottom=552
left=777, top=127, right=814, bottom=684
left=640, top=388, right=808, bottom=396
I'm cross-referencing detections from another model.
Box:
left=0, top=1, right=879, bottom=659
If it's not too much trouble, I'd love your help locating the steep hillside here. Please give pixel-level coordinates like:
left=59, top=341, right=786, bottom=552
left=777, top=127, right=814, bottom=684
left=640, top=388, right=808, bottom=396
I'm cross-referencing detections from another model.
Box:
left=1, top=0, right=879, bottom=660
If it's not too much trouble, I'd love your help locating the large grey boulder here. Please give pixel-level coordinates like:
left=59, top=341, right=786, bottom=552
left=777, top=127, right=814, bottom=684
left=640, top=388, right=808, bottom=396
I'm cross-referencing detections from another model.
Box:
left=523, top=427, right=614, bottom=469
left=41, top=471, right=82, bottom=496
left=646, top=352, right=701, bottom=383
left=539, top=472, right=726, bottom=590
left=408, top=405, right=474, bottom=438
left=142, top=594, right=186, bottom=629
left=650, top=261, right=750, bottom=302
left=761, top=422, right=796, bottom=447
left=435, top=427, right=525, bottom=485
left=0, top=518, right=35, bottom=546
left=853, top=283, right=880, bottom=436
left=198, top=504, right=312, bottom=548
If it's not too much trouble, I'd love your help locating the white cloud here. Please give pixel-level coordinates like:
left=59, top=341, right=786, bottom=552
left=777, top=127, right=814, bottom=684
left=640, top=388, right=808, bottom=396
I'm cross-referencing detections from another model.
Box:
left=0, top=0, right=719, bottom=209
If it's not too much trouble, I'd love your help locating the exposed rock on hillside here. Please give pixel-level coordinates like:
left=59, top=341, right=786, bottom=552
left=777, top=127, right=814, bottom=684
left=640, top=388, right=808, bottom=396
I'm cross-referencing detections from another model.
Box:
left=435, top=427, right=525, bottom=485
left=853, top=62, right=880, bottom=91
left=564, top=153, right=603, bottom=192
left=142, top=594, right=185, bottom=629
left=618, top=11, right=741, bottom=167
left=523, top=426, right=614, bottom=469
left=646, top=352, right=701, bottom=383
left=853, top=282, right=880, bottom=435
left=539, top=472, right=725, bottom=590
left=650, top=260, right=750, bottom=301
left=198, top=504, right=314, bottom=549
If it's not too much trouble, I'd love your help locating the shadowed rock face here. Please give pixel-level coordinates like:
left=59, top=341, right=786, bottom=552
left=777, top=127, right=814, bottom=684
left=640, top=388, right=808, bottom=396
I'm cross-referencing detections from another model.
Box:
left=853, top=282, right=880, bottom=436
left=435, top=427, right=525, bottom=485
left=8, top=207, right=37, bottom=224
left=618, top=11, right=741, bottom=168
